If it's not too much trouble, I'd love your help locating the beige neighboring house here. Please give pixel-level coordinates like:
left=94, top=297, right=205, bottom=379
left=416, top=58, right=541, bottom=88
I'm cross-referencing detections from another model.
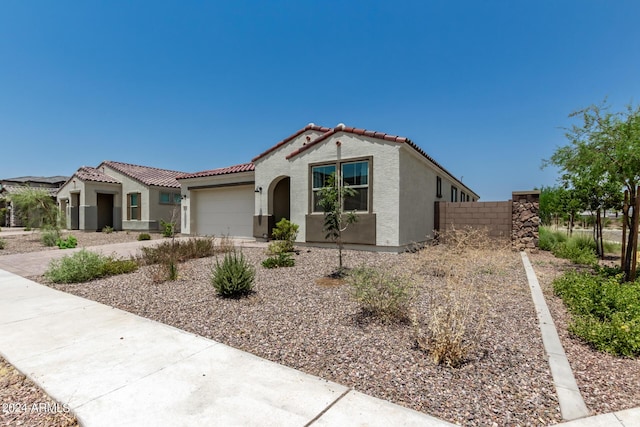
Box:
left=0, top=176, right=68, bottom=227
left=56, top=161, right=185, bottom=232
left=178, top=123, right=479, bottom=250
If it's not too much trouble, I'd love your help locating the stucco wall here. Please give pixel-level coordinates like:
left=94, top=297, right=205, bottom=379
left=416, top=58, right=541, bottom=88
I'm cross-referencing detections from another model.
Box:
left=287, top=132, right=401, bottom=246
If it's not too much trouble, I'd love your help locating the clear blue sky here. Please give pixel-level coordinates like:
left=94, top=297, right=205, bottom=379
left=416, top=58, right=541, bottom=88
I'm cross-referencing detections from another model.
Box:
left=1, top=1, right=639, bottom=201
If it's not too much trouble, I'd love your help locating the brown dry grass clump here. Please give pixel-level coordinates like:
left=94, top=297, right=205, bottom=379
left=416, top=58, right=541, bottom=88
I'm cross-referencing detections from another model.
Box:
left=412, top=227, right=512, bottom=367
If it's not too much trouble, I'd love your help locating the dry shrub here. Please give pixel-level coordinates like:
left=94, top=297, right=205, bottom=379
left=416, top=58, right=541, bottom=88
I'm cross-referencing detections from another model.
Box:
left=412, top=226, right=506, bottom=367
left=217, top=234, right=235, bottom=253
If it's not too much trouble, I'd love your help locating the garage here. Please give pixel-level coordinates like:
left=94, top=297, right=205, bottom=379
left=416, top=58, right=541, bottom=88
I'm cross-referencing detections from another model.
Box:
left=192, top=185, right=254, bottom=238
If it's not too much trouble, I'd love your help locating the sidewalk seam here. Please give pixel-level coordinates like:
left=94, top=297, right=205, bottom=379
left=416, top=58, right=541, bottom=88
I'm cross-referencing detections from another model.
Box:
left=304, top=387, right=352, bottom=426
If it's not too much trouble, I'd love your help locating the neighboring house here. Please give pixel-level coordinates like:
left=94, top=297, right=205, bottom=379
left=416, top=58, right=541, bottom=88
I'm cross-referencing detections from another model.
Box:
left=0, top=176, right=68, bottom=227
left=178, top=123, right=479, bottom=250
left=56, top=161, right=185, bottom=232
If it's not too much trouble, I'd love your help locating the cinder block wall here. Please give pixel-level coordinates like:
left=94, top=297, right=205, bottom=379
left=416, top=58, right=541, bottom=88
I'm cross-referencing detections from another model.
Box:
left=435, top=201, right=512, bottom=238
left=434, top=190, right=540, bottom=249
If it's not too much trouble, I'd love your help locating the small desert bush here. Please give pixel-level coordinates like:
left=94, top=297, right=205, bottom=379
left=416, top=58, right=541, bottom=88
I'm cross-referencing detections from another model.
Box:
left=348, top=266, right=415, bottom=323
left=552, top=234, right=598, bottom=266
left=56, top=235, right=77, bottom=249
left=41, top=227, right=60, bottom=247
left=0, top=238, right=5, bottom=250
left=553, top=269, right=640, bottom=357
left=138, top=233, right=151, bottom=241
left=538, top=226, right=567, bottom=251
left=137, top=238, right=218, bottom=265
left=211, top=250, right=255, bottom=297
left=45, top=250, right=138, bottom=283
left=160, top=219, right=175, bottom=238
left=262, top=252, right=295, bottom=268
left=268, top=218, right=299, bottom=254
left=102, top=225, right=114, bottom=234
left=412, top=227, right=493, bottom=367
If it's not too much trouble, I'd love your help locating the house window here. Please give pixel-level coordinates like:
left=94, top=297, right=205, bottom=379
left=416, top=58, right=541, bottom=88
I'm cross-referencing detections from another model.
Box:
left=451, top=186, right=458, bottom=202
left=341, top=161, right=369, bottom=211
left=460, top=191, right=466, bottom=202
left=311, top=159, right=370, bottom=213
left=312, top=164, right=336, bottom=212
left=436, top=176, right=442, bottom=198
left=467, top=194, right=471, bottom=202
left=127, top=192, right=141, bottom=220
left=160, top=192, right=181, bottom=205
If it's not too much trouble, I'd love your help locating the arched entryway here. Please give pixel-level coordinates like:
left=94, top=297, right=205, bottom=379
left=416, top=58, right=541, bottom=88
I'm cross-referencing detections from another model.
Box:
left=269, top=176, right=290, bottom=236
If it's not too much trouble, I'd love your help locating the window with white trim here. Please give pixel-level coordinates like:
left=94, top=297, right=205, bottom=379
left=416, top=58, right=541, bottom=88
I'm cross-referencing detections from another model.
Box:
left=127, top=192, right=141, bottom=220
left=451, top=186, right=458, bottom=202
left=160, top=192, right=181, bottom=205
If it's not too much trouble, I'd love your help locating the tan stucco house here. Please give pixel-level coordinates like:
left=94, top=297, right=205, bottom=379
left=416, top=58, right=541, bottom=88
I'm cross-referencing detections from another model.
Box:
left=56, top=161, right=185, bottom=232
left=178, top=123, right=479, bottom=250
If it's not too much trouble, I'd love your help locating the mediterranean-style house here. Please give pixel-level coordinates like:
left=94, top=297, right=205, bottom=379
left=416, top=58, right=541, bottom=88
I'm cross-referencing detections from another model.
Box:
left=56, top=161, right=185, bottom=232
left=177, top=123, right=479, bottom=250
left=1, top=176, right=68, bottom=227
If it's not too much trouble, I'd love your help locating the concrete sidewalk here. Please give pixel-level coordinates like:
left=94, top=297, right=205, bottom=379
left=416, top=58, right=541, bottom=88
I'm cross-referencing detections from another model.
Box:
left=0, top=268, right=453, bottom=426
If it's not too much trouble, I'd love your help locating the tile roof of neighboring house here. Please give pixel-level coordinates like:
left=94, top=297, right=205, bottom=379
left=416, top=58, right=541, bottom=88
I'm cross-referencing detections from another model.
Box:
left=177, top=163, right=255, bottom=180
left=0, top=184, right=59, bottom=197
left=74, top=166, right=120, bottom=184
left=101, top=161, right=186, bottom=188
left=251, top=123, right=332, bottom=162
left=1, top=176, right=69, bottom=185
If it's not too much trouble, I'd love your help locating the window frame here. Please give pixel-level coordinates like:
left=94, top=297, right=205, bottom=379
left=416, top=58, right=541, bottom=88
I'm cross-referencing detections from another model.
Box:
left=451, top=186, right=458, bottom=202
left=127, top=192, right=141, bottom=221
left=309, top=156, right=373, bottom=214
left=436, top=176, right=442, bottom=198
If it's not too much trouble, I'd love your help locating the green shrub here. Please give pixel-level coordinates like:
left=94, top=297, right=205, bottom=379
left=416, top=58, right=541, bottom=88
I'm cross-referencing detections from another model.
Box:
left=552, top=235, right=598, bottom=265
left=553, top=270, right=640, bottom=357
left=0, top=238, right=5, bottom=250
left=45, top=249, right=138, bottom=283
left=56, top=235, right=78, bottom=249
left=41, top=228, right=60, bottom=247
left=538, top=227, right=567, bottom=251
left=138, top=238, right=216, bottom=265
left=348, top=266, right=415, bottom=323
left=269, top=218, right=299, bottom=253
left=138, top=233, right=151, bottom=241
left=100, top=257, right=138, bottom=276
left=262, top=252, right=295, bottom=268
left=211, top=250, right=255, bottom=297
left=45, top=250, right=107, bottom=283
left=102, top=225, right=114, bottom=234
left=160, top=219, right=175, bottom=238
left=24, top=226, right=32, bottom=231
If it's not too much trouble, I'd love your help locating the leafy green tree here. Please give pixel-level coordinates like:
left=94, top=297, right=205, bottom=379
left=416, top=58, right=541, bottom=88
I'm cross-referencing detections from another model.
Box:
left=545, top=101, right=639, bottom=279
left=9, top=187, right=59, bottom=229
left=317, top=172, right=358, bottom=274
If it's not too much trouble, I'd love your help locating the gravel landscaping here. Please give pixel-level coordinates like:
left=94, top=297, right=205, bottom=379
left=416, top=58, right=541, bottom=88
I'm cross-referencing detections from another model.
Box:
left=3, top=229, right=640, bottom=425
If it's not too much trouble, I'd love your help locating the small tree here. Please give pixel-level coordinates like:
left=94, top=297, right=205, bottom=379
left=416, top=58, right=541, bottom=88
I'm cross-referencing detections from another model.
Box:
left=9, top=187, right=59, bottom=229
left=317, top=172, right=358, bottom=274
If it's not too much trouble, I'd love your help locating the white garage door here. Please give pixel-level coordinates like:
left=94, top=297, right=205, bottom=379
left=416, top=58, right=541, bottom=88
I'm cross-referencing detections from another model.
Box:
left=193, top=185, right=254, bottom=238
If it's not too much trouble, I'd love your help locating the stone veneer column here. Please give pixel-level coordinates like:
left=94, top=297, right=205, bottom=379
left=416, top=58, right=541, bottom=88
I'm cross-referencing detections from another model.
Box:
left=512, top=191, right=540, bottom=251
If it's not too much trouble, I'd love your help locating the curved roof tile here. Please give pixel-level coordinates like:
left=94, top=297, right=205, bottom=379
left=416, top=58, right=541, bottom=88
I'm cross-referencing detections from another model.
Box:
left=177, top=163, right=255, bottom=180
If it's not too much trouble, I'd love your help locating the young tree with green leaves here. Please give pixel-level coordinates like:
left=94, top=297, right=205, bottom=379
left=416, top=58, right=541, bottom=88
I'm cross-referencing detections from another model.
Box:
left=317, top=172, right=358, bottom=275
left=545, top=101, right=639, bottom=279
left=9, top=187, right=60, bottom=229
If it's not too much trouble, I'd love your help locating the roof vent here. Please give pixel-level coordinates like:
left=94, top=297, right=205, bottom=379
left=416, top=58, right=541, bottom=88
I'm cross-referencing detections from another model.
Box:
left=308, top=122, right=315, bottom=127
left=336, top=123, right=345, bottom=130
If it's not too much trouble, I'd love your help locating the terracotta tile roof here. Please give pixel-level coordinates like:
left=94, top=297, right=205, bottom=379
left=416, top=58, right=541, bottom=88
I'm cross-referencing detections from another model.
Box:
left=251, top=123, right=332, bottom=162
left=0, top=184, right=59, bottom=197
left=74, top=166, right=120, bottom=184
left=177, top=163, right=255, bottom=180
left=101, top=161, right=185, bottom=188
left=285, top=124, right=410, bottom=160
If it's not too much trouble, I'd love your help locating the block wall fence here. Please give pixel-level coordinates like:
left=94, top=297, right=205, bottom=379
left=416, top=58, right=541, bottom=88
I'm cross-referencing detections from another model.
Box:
left=434, top=190, right=540, bottom=250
